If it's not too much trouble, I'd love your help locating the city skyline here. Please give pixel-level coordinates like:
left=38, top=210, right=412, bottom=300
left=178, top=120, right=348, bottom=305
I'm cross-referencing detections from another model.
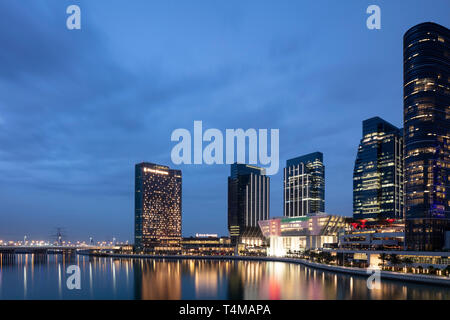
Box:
left=1, top=1, right=449, bottom=241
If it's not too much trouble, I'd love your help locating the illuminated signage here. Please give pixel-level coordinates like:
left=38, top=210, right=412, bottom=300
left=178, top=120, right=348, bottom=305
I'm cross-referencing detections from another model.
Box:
left=143, top=167, right=169, bottom=175
left=195, top=233, right=218, bottom=238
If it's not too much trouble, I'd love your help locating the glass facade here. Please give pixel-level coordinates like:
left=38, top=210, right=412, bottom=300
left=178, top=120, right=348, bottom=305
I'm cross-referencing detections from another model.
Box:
left=134, top=162, right=182, bottom=253
left=228, top=163, right=270, bottom=245
left=340, top=220, right=405, bottom=251
left=353, top=117, right=404, bottom=221
left=258, top=213, right=347, bottom=256
left=284, top=152, right=325, bottom=217
left=403, top=22, right=450, bottom=251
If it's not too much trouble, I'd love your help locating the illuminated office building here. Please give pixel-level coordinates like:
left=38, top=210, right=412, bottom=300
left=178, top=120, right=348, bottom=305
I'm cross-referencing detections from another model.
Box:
left=134, top=162, right=182, bottom=253
left=228, top=163, right=270, bottom=246
left=403, top=22, right=450, bottom=251
left=353, top=117, right=404, bottom=221
left=284, top=152, right=325, bottom=217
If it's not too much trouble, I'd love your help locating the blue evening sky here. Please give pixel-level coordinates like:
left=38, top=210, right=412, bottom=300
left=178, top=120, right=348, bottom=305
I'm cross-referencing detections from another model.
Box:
left=0, top=0, right=449, bottom=242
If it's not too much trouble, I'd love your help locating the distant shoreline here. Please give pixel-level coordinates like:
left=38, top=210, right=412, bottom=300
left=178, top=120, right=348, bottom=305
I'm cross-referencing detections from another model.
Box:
left=78, top=251, right=450, bottom=287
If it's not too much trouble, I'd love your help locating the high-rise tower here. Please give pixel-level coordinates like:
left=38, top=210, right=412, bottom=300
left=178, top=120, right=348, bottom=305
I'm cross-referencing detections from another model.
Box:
left=403, top=22, right=450, bottom=251
left=135, top=163, right=182, bottom=253
left=353, top=117, right=404, bottom=221
left=284, top=152, right=325, bottom=217
left=228, top=163, right=270, bottom=246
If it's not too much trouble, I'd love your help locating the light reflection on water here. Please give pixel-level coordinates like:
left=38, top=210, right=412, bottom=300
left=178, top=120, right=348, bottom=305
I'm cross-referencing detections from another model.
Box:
left=0, top=254, right=448, bottom=300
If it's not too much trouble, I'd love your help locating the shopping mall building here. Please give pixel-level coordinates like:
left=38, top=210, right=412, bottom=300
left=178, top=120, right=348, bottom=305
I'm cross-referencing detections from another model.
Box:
left=258, top=213, right=348, bottom=257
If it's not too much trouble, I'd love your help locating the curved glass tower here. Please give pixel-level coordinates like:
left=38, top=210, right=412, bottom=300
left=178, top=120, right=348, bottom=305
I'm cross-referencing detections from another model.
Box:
left=403, top=22, right=450, bottom=251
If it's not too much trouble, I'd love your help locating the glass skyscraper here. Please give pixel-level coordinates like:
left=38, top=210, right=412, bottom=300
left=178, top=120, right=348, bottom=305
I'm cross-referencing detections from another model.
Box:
left=134, top=162, right=182, bottom=253
left=404, top=22, right=450, bottom=251
left=228, top=163, right=270, bottom=246
left=284, top=152, right=325, bottom=217
left=353, top=117, right=404, bottom=221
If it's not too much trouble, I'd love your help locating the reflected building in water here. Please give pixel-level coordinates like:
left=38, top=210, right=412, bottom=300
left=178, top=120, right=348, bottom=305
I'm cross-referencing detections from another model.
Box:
left=133, top=259, right=182, bottom=300
left=0, top=255, right=449, bottom=300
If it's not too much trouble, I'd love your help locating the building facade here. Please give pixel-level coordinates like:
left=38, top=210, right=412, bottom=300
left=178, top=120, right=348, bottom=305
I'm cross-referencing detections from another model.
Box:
left=228, top=163, right=270, bottom=246
left=181, top=235, right=233, bottom=256
left=339, top=220, right=405, bottom=251
left=258, top=213, right=347, bottom=257
left=134, top=163, right=182, bottom=253
left=353, top=117, right=404, bottom=221
left=403, top=22, right=450, bottom=251
left=284, top=152, right=325, bottom=217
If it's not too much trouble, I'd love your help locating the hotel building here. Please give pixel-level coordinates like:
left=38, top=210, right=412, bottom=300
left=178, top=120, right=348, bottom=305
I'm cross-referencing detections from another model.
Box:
left=134, top=162, right=182, bottom=253
left=403, top=22, right=450, bottom=251
left=228, top=163, right=270, bottom=246
left=353, top=117, right=404, bottom=221
left=284, top=152, right=325, bottom=217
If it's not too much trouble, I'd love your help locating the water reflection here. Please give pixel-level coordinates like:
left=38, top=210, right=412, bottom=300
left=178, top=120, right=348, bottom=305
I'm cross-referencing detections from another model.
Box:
left=134, top=260, right=181, bottom=299
left=0, top=254, right=448, bottom=300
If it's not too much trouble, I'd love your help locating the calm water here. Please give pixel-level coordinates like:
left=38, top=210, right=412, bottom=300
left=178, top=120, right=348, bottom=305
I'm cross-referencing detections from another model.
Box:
left=0, top=254, right=448, bottom=300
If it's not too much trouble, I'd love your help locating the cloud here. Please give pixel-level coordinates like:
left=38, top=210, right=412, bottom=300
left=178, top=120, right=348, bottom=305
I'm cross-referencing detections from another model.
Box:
left=0, top=1, right=258, bottom=198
